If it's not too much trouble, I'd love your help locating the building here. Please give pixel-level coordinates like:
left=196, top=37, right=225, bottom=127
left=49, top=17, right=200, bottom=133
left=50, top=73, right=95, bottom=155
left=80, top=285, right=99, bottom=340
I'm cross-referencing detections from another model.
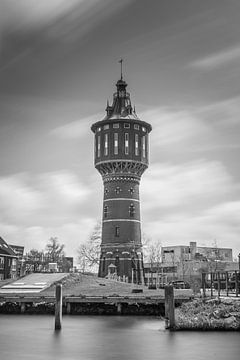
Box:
left=0, top=237, right=18, bottom=280
left=144, top=241, right=235, bottom=290
left=9, top=244, right=25, bottom=277
left=162, top=242, right=232, bottom=264
left=91, top=70, right=152, bottom=283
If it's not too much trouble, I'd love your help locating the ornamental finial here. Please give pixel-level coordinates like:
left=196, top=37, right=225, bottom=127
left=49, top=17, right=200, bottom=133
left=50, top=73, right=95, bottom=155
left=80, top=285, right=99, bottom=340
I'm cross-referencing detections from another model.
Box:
left=118, top=58, right=123, bottom=80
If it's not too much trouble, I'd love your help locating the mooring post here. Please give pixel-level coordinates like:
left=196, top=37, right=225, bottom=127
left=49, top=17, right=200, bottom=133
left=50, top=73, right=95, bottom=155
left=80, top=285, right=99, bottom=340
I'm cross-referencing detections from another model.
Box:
left=117, top=303, right=122, bottom=315
left=20, top=302, right=25, bottom=314
left=66, top=302, right=71, bottom=315
left=55, top=284, right=62, bottom=330
left=164, top=285, right=175, bottom=330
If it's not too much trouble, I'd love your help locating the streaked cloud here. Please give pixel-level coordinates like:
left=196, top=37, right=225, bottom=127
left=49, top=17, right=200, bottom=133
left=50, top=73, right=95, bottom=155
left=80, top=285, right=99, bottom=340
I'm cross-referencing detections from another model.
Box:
left=141, top=160, right=234, bottom=211
left=190, top=45, right=240, bottom=69
left=50, top=114, right=99, bottom=139
left=141, top=107, right=210, bottom=148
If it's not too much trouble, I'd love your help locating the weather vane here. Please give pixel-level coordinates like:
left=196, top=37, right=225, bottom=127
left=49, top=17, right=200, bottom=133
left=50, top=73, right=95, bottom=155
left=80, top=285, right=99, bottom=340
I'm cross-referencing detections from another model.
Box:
left=119, top=58, right=123, bottom=80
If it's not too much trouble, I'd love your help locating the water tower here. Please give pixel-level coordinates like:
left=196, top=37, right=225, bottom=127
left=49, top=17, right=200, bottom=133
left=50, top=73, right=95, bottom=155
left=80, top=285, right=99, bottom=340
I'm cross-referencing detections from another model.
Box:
left=91, top=64, right=152, bottom=283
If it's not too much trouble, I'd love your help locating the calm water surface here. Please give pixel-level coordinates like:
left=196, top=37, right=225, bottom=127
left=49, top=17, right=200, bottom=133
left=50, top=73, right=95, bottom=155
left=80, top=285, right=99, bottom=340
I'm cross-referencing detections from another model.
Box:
left=0, top=315, right=239, bottom=360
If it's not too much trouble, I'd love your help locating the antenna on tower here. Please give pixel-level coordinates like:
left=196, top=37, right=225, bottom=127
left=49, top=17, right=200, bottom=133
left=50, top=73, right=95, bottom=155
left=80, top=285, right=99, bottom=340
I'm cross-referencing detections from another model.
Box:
left=119, top=58, right=123, bottom=80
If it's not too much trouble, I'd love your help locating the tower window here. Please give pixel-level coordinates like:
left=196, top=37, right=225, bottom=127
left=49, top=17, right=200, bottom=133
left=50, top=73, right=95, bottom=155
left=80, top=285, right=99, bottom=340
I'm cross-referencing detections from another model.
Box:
left=97, top=127, right=101, bottom=132
left=97, top=135, right=101, bottom=157
left=102, top=257, right=106, bottom=273
left=113, top=123, right=119, bottom=129
left=124, top=123, right=130, bottom=129
left=125, top=133, right=129, bottom=155
left=135, top=134, right=139, bottom=156
left=104, top=205, right=108, bottom=218
left=129, top=204, right=135, bottom=217
left=134, top=124, right=139, bottom=130
left=142, top=127, right=146, bottom=132
left=104, top=133, right=108, bottom=156
left=142, top=136, right=146, bottom=158
left=115, top=226, right=120, bottom=237
left=103, top=124, right=109, bottom=130
left=114, top=133, right=118, bottom=155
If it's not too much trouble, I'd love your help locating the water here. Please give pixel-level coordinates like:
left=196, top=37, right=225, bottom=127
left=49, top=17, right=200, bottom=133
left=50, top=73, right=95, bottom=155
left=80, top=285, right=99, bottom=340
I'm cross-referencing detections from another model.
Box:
left=0, top=315, right=239, bottom=360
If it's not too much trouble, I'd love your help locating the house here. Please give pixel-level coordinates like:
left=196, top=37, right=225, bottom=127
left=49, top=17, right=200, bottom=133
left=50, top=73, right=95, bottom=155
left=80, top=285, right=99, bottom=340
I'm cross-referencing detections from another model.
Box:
left=0, top=237, right=18, bottom=280
left=9, top=244, right=25, bottom=277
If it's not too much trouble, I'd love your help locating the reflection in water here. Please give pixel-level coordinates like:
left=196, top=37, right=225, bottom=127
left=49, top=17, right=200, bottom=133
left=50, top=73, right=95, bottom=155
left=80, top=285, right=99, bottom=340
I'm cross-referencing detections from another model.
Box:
left=0, top=315, right=239, bottom=360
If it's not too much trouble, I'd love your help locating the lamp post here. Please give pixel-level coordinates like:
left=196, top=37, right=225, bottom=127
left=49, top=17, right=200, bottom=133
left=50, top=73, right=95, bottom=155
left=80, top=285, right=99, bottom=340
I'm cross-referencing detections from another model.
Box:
left=238, top=253, right=240, bottom=272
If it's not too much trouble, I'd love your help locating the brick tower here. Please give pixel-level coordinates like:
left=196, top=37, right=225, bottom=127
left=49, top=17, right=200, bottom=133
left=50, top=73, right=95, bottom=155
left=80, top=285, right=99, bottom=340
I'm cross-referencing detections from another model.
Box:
left=91, top=70, right=152, bottom=283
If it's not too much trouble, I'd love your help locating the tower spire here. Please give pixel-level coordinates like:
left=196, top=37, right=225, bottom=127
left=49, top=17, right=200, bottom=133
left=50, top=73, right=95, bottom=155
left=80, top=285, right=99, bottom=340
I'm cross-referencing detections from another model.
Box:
left=119, top=58, right=123, bottom=80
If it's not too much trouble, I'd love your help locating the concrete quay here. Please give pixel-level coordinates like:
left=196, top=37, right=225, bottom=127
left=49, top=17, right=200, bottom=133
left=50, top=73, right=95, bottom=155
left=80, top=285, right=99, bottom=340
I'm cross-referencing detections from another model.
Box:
left=0, top=273, right=193, bottom=315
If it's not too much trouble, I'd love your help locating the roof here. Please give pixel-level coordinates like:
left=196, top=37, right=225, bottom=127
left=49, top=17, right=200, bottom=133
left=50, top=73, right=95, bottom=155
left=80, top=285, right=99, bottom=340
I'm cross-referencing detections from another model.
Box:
left=0, top=237, right=18, bottom=257
left=91, top=77, right=152, bottom=132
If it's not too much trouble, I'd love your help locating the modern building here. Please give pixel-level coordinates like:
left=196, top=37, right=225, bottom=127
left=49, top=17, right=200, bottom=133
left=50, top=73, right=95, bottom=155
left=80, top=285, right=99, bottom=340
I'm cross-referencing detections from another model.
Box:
left=0, top=237, right=18, bottom=280
left=144, top=241, right=235, bottom=289
left=162, top=241, right=232, bottom=264
left=91, top=71, right=152, bottom=283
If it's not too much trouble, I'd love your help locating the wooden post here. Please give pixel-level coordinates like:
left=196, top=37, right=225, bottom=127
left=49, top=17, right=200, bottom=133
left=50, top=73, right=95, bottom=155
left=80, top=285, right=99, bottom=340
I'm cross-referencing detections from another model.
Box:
left=164, top=285, right=175, bottom=330
left=20, top=302, right=25, bottom=314
left=55, top=284, right=62, bottom=330
left=66, top=302, right=71, bottom=315
left=117, top=303, right=122, bottom=315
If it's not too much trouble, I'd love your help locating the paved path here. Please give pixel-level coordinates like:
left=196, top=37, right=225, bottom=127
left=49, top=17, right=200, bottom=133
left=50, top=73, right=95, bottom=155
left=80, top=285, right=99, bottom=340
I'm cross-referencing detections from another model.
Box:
left=0, top=273, right=68, bottom=293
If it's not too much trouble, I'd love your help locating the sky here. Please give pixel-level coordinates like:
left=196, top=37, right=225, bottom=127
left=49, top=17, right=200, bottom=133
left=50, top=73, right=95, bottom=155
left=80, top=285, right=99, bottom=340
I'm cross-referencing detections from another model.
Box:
left=0, top=0, right=240, bottom=259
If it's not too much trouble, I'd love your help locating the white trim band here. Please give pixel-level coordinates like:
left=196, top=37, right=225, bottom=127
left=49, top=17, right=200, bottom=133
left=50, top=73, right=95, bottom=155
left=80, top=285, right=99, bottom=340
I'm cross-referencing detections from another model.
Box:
left=104, top=198, right=140, bottom=202
left=103, top=219, right=140, bottom=223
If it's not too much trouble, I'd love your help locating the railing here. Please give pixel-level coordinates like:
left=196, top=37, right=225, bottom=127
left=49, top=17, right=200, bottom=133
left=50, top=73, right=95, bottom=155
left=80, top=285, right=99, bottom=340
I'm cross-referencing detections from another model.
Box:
left=201, top=270, right=240, bottom=297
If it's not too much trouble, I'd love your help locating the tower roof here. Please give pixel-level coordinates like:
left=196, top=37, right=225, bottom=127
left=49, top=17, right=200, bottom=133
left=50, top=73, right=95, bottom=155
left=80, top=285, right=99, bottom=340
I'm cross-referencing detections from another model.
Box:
left=103, top=76, right=139, bottom=121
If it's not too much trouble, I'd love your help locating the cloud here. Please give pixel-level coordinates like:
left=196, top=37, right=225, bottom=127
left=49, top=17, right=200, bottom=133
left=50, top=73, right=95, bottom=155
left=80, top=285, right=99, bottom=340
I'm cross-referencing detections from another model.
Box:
left=0, top=170, right=101, bottom=257
left=0, top=219, right=97, bottom=259
left=0, top=1, right=88, bottom=32
left=0, top=170, right=94, bottom=226
left=139, top=102, right=240, bottom=156
left=142, top=210, right=240, bottom=257
left=141, top=160, right=234, bottom=212
left=197, top=97, right=240, bottom=127
left=50, top=114, right=99, bottom=139
left=190, top=45, right=240, bottom=69
left=140, top=107, right=211, bottom=149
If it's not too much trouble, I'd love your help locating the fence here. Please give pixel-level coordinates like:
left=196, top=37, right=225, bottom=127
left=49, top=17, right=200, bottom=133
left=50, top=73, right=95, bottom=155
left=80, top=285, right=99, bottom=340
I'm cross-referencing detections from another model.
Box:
left=201, top=270, right=240, bottom=298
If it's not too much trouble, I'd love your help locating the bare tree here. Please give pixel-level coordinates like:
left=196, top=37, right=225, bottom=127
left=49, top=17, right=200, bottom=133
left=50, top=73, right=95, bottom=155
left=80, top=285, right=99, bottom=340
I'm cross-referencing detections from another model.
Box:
left=45, top=237, right=65, bottom=263
left=77, top=222, right=101, bottom=273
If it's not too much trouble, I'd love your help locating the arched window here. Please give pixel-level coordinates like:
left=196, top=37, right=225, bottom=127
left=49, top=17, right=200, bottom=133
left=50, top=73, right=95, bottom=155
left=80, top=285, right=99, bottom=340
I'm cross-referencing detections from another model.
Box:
left=135, top=134, right=139, bottom=156
left=142, top=136, right=146, bottom=158
left=102, top=257, right=106, bottom=273
left=125, top=133, right=129, bottom=155
left=104, top=134, right=108, bottom=156
left=115, top=226, right=120, bottom=237
left=97, top=135, right=101, bottom=157
left=114, top=133, right=118, bottom=155
left=104, top=205, right=108, bottom=218
left=129, top=203, right=135, bottom=217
